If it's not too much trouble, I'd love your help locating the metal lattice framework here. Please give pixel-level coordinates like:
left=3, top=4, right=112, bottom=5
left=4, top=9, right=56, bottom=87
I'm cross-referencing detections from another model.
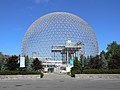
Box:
left=22, top=12, right=98, bottom=59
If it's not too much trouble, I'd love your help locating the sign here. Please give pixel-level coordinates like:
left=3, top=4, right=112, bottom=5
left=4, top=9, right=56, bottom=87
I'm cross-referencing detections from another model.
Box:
left=70, top=59, right=74, bottom=65
left=20, top=57, right=25, bottom=68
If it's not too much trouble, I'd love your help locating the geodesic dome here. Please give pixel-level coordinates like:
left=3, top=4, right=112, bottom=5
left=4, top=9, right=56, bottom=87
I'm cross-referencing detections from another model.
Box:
left=22, top=12, right=98, bottom=59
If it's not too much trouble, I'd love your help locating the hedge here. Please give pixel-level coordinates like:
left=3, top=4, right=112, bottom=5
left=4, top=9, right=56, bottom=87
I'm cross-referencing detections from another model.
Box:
left=0, top=70, right=44, bottom=76
left=82, top=69, right=120, bottom=74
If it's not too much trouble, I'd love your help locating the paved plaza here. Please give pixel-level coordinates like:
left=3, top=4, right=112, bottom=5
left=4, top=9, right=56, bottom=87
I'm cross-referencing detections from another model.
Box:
left=0, top=73, right=120, bottom=90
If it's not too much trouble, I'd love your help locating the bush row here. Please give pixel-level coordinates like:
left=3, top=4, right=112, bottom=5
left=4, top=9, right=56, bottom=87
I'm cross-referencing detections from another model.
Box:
left=0, top=70, right=43, bottom=76
left=82, top=69, right=120, bottom=74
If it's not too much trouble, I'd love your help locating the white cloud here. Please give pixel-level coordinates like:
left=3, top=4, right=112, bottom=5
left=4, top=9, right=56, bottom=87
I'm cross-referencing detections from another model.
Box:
left=33, top=0, right=50, bottom=3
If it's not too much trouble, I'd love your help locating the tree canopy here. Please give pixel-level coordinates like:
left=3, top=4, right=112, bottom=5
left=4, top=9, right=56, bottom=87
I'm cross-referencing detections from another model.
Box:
left=5, top=55, right=19, bottom=70
left=31, top=58, right=43, bottom=71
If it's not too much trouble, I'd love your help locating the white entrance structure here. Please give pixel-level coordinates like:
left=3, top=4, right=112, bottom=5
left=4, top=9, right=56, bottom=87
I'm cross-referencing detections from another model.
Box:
left=32, top=39, right=84, bottom=73
left=51, top=39, right=83, bottom=73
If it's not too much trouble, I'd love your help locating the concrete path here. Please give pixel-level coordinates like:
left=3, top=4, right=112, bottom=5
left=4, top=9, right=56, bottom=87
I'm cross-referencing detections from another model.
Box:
left=43, top=73, right=72, bottom=80
left=0, top=73, right=120, bottom=90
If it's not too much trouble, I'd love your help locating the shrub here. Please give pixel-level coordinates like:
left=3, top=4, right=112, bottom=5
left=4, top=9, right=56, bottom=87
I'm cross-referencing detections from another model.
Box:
left=0, top=70, right=44, bottom=76
left=82, top=69, right=120, bottom=74
left=0, top=71, right=19, bottom=75
left=71, top=70, right=75, bottom=77
left=40, top=72, right=44, bottom=78
left=67, top=72, right=71, bottom=76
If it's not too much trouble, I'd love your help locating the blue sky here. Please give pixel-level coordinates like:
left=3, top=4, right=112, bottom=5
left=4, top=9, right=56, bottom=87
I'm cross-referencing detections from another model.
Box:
left=0, top=0, right=120, bottom=55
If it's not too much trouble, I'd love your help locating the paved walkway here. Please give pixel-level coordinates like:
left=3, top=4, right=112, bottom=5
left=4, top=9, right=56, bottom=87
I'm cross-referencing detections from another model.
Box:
left=43, top=73, right=72, bottom=80
left=0, top=73, right=120, bottom=90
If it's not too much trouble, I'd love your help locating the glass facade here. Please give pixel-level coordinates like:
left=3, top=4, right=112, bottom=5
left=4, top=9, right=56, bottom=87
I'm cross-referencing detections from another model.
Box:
left=22, top=12, right=98, bottom=59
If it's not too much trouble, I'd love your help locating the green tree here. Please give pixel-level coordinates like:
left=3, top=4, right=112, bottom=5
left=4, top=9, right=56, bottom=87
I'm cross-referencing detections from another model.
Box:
left=5, top=55, right=19, bottom=70
left=106, top=41, right=120, bottom=69
left=0, top=52, right=5, bottom=70
left=31, top=58, right=43, bottom=71
left=100, top=50, right=108, bottom=69
left=74, top=57, right=81, bottom=68
left=108, top=54, right=120, bottom=69
left=100, top=50, right=106, bottom=58
left=107, top=41, right=120, bottom=56
left=71, top=57, right=81, bottom=77
left=84, top=56, right=89, bottom=69
left=88, top=55, right=103, bottom=69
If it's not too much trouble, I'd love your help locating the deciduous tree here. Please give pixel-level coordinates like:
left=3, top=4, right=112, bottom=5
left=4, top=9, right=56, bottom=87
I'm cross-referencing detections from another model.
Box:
left=5, top=55, right=19, bottom=70
left=31, top=58, right=43, bottom=71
